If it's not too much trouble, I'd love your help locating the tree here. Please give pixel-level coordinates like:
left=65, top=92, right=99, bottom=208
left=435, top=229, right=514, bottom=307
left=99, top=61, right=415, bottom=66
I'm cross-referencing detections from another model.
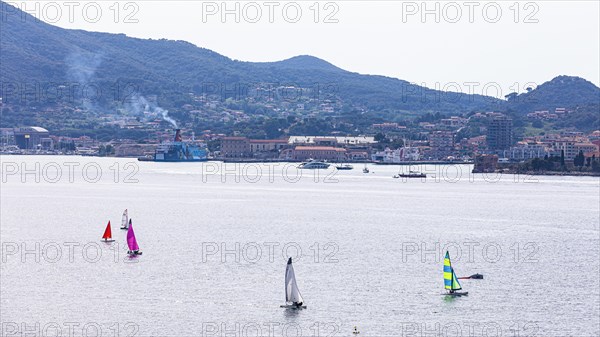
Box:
left=560, top=150, right=565, bottom=167
left=574, top=150, right=585, bottom=171
left=531, top=158, right=543, bottom=171
left=374, top=132, right=387, bottom=142
left=592, top=155, right=600, bottom=172
left=531, top=120, right=543, bottom=128
left=505, top=92, right=518, bottom=101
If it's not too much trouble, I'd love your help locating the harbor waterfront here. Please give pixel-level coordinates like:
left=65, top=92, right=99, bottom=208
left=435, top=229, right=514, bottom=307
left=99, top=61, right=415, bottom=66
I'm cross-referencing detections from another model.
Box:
left=1, top=155, right=599, bottom=336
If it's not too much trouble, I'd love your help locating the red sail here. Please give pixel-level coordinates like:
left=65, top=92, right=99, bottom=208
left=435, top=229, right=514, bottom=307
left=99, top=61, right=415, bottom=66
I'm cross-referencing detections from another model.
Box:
left=102, top=221, right=112, bottom=239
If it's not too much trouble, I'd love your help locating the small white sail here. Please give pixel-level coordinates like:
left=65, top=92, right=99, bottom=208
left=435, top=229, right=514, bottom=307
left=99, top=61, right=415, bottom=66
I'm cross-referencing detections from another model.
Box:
left=121, top=209, right=128, bottom=229
left=285, top=257, right=304, bottom=304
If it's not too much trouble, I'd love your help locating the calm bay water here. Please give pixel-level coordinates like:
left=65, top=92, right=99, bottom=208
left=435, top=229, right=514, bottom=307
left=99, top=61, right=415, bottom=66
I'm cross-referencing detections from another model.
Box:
left=1, top=156, right=599, bottom=337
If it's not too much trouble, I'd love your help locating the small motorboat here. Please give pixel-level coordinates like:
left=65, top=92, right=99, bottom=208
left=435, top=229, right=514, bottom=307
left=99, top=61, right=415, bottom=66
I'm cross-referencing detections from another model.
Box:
left=335, top=164, right=354, bottom=170
left=398, top=171, right=426, bottom=178
left=458, top=273, right=483, bottom=280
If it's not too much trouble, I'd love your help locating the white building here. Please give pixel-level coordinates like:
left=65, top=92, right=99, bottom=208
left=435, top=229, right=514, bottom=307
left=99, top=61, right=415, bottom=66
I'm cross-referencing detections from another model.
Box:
left=507, top=142, right=550, bottom=160
left=288, top=136, right=377, bottom=146
left=371, top=147, right=420, bottom=163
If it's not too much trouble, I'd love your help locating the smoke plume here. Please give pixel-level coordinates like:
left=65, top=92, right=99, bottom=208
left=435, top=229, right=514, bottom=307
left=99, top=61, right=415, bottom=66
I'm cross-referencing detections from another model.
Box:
left=65, top=49, right=104, bottom=112
left=126, top=94, right=178, bottom=128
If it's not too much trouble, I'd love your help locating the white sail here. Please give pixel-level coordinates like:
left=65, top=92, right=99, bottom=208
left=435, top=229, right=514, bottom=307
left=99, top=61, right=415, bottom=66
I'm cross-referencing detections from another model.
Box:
left=285, top=258, right=304, bottom=304
left=121, top=209, right=128, bottom=228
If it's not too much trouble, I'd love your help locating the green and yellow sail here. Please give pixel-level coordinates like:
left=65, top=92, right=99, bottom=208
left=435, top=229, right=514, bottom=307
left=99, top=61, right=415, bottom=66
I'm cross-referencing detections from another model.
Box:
left=443, top=251, right=462, bottom=291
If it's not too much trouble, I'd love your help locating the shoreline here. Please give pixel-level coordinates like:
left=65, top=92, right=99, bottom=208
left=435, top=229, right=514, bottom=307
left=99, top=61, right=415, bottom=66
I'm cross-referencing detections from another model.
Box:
left=218, top=159, right=472, bottom=165
left=499, top=169, right=600, bottom=177
left=3, top=153, right=599, bottom=177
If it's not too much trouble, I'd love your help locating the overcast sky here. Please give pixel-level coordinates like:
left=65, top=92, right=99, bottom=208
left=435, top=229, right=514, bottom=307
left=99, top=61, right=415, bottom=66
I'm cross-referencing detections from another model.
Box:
left=14, top=1, right=600, bottom=96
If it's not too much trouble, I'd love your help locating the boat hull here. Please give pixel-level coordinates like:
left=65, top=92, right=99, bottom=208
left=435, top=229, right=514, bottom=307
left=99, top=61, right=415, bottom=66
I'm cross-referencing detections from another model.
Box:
left=335, top=164, right=354, bottom=170
left=280, top=305, right=307, bottom=309
left=152, top=158, right=208, bottom=162
left=443, top=291, right=468, bottom=297
left=299, top=164, right=329, bottom=169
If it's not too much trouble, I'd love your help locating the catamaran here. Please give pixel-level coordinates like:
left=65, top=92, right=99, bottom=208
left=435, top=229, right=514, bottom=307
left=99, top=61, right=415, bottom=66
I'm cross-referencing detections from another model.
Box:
left=120, top=209, right=129, bottom=230
left=101, top=221, right=115, bottom=242
left=126, top=222, right=142, bottom=255
left=443, top=251, right=468, bottom=296
left=280, top=257, right=306, bottom=309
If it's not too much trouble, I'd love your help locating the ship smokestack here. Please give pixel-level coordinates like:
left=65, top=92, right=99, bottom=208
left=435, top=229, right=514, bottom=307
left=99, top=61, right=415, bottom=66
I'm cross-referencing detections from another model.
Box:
left=174, top=129, right=182, bottom=142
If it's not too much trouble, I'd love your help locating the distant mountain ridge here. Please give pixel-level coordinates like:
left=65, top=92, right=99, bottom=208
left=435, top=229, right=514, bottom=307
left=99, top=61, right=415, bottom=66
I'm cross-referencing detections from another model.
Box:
left=257, top=55, right=344, bottom=72
left=1, top=1, right=598, bottom=119
left=508, top=76, right=600, bottom=112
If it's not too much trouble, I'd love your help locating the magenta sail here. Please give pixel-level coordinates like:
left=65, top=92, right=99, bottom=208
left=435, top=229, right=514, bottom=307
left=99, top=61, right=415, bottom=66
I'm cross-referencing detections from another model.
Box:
left=126, top=223, right=139, bottom=251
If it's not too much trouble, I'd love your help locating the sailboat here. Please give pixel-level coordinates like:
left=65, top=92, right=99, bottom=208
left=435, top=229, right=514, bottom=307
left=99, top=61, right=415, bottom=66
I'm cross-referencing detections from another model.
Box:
left=126, top=222, right=142, bottom=255
left=443, top=251, right=468, bottom=296
left=120, top=209, right=129, bottom=230
left=280, top=257, right=306, bottom=309
left=101, top=221, right=115, bottom=242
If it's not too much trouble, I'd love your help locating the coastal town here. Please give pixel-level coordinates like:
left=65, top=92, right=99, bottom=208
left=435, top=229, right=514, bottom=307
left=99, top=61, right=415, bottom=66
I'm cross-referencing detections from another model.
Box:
left=2, top=110, right=599, bottom=174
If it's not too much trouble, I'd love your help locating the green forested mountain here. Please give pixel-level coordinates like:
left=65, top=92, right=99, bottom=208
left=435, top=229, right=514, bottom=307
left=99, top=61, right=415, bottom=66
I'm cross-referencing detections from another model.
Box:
left=1, top=1, right=495, bottom=114
left=506, top=75, right=600, bottom=112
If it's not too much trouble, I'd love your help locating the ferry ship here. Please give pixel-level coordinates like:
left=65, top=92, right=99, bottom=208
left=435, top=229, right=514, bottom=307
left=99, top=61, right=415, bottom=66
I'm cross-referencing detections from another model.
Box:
left=148, top=129, right=208, bottom=162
